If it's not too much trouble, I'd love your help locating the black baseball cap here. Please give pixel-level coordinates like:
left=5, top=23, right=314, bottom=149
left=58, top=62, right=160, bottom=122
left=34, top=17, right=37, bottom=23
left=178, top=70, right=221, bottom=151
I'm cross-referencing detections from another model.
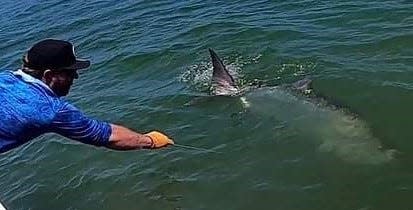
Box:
left=24, top=39, right=90, bottom=71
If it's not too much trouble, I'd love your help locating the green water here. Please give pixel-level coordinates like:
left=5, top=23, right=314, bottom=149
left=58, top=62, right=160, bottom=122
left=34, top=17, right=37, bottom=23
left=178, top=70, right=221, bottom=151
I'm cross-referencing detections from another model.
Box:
left=1, top=0, right=412, bottom=209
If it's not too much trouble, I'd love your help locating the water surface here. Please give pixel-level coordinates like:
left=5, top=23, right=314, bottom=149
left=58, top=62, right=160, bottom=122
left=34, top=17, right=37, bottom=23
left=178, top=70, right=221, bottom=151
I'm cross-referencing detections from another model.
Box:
left=0, top=0, right=412, bottom=209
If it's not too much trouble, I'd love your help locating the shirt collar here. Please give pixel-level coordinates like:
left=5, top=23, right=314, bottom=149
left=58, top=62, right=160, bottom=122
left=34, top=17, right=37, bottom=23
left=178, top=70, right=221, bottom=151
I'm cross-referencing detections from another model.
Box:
left=13, top=69, right=56, bottom=96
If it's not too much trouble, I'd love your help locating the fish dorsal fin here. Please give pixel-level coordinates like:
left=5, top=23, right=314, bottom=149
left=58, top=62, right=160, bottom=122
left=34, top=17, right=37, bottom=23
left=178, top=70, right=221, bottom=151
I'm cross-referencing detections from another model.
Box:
left=209, top=48, right=238, bottom=95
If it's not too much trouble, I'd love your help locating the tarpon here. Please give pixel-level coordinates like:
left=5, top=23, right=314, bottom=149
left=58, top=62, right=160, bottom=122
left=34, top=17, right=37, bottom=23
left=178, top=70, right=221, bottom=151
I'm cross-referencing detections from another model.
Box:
left=208, top=48, right=396, bottom=164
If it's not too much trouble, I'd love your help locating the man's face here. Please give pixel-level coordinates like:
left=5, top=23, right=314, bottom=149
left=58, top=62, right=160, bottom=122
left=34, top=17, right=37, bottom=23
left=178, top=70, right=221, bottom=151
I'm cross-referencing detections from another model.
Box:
left=47, top=69, right=79, bottom=96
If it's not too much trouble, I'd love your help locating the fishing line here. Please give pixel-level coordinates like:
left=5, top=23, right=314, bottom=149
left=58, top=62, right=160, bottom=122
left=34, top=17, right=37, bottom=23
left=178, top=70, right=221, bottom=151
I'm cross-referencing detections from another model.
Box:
left=173, top=144, right=221, bottom=154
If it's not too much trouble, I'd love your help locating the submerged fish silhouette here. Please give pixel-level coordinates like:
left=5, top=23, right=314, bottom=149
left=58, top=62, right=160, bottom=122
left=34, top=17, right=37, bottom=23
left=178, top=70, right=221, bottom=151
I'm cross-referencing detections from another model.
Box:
left=208, top=48, right=396, bottom=164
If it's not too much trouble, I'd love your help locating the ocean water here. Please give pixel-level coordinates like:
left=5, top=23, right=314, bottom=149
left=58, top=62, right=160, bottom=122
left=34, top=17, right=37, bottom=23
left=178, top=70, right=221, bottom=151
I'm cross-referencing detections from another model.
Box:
left=0, top=0, right=412, bottom=209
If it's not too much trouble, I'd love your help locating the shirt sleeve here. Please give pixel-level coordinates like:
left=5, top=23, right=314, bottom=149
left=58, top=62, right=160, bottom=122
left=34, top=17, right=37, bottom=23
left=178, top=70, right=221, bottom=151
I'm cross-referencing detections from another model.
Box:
left=48, top=102, right=112, bottom=146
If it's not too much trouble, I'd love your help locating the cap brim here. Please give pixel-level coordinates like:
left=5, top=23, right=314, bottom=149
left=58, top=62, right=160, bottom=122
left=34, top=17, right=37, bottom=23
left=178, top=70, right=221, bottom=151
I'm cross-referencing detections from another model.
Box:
left=66, top=59, right=90, bottom=70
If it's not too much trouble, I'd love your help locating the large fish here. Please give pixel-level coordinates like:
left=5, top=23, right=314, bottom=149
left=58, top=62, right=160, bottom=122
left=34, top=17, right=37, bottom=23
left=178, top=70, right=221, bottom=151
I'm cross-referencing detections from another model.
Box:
left=208, top=48, right=396, bottom=164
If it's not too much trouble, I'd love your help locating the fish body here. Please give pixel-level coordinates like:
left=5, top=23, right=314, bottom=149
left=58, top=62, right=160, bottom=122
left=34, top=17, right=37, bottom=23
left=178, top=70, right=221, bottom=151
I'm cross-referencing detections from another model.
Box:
left=208, top=49, right=395, bottom=164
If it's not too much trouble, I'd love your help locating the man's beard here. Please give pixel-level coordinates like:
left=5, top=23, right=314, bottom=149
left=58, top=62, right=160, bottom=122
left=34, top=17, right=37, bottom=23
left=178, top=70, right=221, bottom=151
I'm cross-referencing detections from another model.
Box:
left=53, top=84, right=71, bottom=97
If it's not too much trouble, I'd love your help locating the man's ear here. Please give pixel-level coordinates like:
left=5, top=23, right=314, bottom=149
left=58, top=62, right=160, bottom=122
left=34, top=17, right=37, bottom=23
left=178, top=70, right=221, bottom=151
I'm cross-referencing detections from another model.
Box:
left=42, top=69, right=53, bottom=84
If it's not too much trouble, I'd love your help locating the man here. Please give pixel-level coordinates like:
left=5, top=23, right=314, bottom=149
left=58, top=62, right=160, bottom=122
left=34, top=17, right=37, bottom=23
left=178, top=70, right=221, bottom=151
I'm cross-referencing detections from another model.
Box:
left=0, top=39, right=174, bottom=154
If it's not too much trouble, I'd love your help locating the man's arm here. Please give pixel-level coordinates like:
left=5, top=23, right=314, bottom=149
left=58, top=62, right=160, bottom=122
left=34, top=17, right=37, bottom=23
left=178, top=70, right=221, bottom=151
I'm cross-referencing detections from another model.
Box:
left=50, top=102, right=173, bottom=150
left=106, top=124, right=174, bottom=150
left=106, top=124, right=153, bottom=150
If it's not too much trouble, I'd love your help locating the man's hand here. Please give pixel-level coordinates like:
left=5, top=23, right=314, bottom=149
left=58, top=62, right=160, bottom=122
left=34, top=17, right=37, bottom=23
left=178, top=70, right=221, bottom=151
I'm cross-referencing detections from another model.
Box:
left=145, top=131, right=174, bottom=149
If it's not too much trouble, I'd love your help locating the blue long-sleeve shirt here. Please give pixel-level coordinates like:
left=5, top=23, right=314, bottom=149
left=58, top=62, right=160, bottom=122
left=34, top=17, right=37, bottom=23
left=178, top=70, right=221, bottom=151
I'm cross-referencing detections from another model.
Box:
left=0, top=70, right=112, bottom=153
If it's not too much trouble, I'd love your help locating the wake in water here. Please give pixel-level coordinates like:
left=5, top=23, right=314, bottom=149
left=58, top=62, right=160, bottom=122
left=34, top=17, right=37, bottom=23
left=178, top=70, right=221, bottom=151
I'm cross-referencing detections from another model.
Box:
left=179, top=51, right=316, bottom=94
left=179, top=53, right=245, bottom=94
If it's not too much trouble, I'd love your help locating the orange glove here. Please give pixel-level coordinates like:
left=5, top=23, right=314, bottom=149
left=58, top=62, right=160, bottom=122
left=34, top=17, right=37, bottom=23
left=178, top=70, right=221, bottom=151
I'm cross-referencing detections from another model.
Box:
left=145, top=131, right=174, bottom=149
